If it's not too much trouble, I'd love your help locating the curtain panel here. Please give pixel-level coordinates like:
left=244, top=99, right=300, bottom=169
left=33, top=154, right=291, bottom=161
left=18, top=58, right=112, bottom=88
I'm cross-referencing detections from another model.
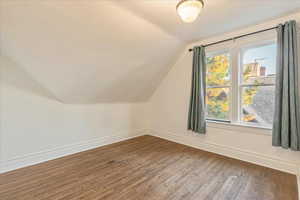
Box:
left=188, top=46, right=207, bottom=134
left=272, top=20, right=300, bottom=151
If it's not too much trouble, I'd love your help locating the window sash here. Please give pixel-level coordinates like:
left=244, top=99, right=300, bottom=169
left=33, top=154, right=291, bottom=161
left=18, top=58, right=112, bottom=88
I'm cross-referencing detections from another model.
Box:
left=207, top=85, right=230, bottom=89
left=240, top=83, right=275, bottom=87
left=206, top=118, right=231, bottom=123
left=238, top=85, right=275, bottom=128
left=206, top=87, right=231, bottom=122
left=206, top=52, right=232, bottom=122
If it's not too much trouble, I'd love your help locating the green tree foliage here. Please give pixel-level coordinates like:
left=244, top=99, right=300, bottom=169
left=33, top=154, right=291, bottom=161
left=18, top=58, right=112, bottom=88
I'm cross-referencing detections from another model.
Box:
left=206, top=55, right=229, bottom=120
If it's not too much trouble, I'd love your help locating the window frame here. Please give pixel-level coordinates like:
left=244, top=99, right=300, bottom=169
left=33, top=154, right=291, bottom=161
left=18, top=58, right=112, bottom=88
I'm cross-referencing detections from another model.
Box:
left=205, top=36, right=277, bottom=130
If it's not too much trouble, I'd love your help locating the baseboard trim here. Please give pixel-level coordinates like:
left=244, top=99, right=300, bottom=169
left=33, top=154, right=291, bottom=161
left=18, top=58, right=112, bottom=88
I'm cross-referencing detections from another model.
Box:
left=0, top=130, right=146, bottom=174
left=148, top=130, right=299, bottom=175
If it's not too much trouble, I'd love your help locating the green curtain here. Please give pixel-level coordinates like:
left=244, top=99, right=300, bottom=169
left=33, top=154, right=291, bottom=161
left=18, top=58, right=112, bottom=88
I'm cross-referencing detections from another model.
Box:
left=273, top=20, right=300, bottom=151
left=188, top=46, right=206, bottom=134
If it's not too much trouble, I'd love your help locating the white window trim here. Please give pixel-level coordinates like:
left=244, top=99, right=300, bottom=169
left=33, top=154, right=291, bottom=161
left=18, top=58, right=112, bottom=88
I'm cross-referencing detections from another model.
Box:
left=206, top=120, right=272, bottom=136
left=205, top=35, right=277, bottom=131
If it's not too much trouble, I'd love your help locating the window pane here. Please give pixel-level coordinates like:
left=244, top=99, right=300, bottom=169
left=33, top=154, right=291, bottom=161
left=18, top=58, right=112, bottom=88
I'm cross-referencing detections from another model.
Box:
left=242, top=43, right=276, bottom=85
left=206, top=53, right=230, bottom=86
left=241, top=86, right=275, bottom=127
left=206, top=88, right=230, bottom=121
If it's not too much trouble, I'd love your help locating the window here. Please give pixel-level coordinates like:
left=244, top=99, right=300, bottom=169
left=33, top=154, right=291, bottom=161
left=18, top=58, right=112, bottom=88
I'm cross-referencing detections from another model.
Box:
left=206, top=40, right=277, bottom=128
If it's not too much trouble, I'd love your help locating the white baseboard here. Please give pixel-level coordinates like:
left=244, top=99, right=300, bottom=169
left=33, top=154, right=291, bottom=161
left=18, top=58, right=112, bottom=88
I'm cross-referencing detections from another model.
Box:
left=0, top=129, right=146, bottom=174
left=148, top=130, right=299, bottom=175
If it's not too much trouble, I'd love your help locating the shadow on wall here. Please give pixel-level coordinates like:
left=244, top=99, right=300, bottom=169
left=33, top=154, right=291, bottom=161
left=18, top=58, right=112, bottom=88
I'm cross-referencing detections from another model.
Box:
left=95, top=63, right=166, bottom=102
left=0, top=55, right=62, bottom=102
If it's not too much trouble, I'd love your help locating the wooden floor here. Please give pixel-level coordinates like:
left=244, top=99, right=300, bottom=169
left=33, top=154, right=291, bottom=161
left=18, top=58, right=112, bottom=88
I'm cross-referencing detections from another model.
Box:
left=0, top=136, right=298, bottom=200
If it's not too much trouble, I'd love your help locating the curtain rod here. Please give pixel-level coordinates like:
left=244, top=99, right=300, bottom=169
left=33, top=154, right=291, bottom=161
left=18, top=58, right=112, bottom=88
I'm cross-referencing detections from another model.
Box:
left=188, top=26, right=278, bottom=52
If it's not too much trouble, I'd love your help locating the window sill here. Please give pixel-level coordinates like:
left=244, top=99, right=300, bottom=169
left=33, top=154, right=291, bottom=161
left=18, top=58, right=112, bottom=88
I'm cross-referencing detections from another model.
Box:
left=206, top=120, right=272, bottom=136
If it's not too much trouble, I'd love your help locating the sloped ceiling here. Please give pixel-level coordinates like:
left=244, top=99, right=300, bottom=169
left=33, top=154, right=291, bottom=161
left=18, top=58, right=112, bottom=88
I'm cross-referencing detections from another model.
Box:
left=1, top=0, right=300, bottom=103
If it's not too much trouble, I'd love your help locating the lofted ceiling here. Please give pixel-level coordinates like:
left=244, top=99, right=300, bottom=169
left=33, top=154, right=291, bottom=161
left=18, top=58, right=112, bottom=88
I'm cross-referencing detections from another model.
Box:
left=1, top=0, right=300, bottom=103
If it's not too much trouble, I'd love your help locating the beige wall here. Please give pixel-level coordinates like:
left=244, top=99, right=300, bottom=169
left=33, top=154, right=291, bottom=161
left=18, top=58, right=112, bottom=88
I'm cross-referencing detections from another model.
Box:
left=147, top=12, right=300, bottom=174
left=0, top=56, right=148, bottom=172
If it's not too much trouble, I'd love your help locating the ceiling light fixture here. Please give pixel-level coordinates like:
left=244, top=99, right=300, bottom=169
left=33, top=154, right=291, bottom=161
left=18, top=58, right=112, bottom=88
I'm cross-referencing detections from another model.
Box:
left=176, top=0, right=204, bottom=23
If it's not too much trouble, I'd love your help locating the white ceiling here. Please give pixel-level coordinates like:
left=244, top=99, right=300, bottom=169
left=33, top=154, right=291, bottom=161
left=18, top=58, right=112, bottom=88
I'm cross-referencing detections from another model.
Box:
left=1, top=0, right=300, bottom=103
left=119, top=0, right=300, bottom=42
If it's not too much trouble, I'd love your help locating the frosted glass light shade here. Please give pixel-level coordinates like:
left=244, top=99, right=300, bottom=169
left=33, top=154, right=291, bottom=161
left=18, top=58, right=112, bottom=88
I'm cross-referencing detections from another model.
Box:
left=176, top=0, right=204, bottom=23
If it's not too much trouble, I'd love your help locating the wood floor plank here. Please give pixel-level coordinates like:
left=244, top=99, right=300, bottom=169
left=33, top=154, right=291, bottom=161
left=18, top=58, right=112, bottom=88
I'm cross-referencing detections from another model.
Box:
left=0, top=135, right=298, bottom=200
